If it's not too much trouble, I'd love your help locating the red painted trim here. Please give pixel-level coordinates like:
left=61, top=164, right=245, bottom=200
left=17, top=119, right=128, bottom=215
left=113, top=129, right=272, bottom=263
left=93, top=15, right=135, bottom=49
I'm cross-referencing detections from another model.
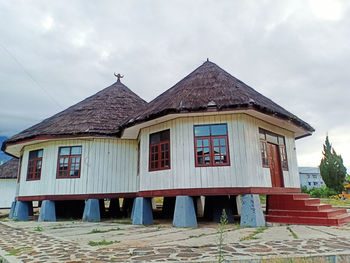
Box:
left=137, top=187, right=301, bottom=197
left=16, top=192, right=137, bottom=201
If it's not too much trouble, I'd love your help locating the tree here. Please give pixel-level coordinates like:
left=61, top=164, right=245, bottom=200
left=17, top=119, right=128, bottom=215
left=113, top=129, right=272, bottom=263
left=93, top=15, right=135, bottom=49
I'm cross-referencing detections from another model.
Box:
left=319, top=136, right=347, bottom=194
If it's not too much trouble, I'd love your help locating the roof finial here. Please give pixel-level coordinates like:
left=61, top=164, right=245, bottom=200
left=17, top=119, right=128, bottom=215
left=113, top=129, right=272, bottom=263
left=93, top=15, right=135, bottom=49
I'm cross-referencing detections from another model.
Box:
left=207, top=58, right=209, bottom=62
left=114, top=73, right=124, bottom=82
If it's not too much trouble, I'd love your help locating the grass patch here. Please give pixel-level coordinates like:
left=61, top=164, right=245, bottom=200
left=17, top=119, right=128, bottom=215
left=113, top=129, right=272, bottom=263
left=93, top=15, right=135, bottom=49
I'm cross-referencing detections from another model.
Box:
left=189, top=233, right=205, bottom=238
left=287, top=226, right=298, bottom=239
left=6, top=246, right=32, bottom=256
left=320, top=198, right=350, bottom=207
left=240, top=226, right=268, bottom=241
left=88, top=239, right=120, bottom=246
left=34, top=226, right=42, bottom=232
left=87, top=227, right=122, bottom=234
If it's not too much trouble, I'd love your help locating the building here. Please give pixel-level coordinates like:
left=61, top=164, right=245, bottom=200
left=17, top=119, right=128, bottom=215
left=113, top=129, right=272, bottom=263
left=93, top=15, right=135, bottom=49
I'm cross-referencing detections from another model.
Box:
left=0, top=158, right=18, bottom=208
left=3, top=60, right=349, bottom=226
left=299, top=167, right=325, bottom=189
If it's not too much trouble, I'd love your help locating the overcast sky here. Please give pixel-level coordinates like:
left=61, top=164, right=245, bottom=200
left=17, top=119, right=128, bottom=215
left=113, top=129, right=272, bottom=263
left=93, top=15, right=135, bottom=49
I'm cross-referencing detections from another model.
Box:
left=0, top=0, right=349, bottom=170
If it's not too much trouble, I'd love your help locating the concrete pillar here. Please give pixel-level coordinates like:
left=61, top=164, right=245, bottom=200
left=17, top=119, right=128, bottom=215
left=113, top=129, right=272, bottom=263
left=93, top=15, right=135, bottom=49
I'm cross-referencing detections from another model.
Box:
left=12, top=201, right=30, bottom=221
left=82, top=199, right=101, bottom=222
left=240, top=194, right=265, bottom=227
left=38, top=200, right=56, bottom=222
left=109, top=198, right=122, bottom=218
left=173, top=196, right=197, bottom=228
left=151, top=198, right=157, bottom=210
left=132, top=197, right=153, bottom=225
left=236, top=195, right=242, bottom=215
left=196, top=196, right=205, bottom=217
left=9, top=201, right=16, bottom=219
left=162, top=197, right=176, bottom=219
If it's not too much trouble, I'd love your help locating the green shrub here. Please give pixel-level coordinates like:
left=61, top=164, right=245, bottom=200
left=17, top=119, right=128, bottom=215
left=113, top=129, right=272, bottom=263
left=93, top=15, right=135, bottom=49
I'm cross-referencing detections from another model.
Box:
left=302, top=186, right=335, bottom=198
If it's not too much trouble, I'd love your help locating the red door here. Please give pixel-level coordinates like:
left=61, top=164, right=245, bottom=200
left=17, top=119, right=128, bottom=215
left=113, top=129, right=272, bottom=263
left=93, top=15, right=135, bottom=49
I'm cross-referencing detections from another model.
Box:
left=267, top=143, right=284, bottom=187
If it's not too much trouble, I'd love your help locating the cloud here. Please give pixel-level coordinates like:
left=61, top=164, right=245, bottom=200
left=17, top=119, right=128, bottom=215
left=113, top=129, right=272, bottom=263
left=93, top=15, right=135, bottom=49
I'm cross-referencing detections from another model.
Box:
left=0, top=0, right=349, bottom=170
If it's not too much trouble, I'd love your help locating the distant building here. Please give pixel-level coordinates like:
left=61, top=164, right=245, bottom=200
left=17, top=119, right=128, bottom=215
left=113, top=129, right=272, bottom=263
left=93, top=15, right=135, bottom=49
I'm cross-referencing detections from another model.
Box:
left=299, top=167, right=325, bottom=189
left=0, top=158, right=18, bottom=208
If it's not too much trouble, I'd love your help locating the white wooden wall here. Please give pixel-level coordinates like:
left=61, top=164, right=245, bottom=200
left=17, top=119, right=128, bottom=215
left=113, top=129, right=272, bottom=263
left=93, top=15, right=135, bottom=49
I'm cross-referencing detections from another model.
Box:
left=0, top=179, right=16, bottom=208
left=18, top=138, right=138, bottom=197
left=139, top=113, right=300, bottom=191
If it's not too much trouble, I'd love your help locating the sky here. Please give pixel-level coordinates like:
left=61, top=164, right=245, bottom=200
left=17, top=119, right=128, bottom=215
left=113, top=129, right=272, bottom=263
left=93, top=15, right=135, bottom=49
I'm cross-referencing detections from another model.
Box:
left=0, top=0, right=349, bottom=170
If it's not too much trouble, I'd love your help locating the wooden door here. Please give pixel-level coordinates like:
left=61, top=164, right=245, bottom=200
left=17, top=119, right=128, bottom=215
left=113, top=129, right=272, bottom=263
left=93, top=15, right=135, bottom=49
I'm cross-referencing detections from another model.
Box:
left=267, top=143, right=284, bottom=187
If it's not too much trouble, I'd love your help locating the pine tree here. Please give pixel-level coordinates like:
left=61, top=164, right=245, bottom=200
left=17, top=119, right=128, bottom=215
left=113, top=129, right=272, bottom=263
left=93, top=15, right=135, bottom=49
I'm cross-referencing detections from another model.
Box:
left=319, top=136, right=347, bottom=194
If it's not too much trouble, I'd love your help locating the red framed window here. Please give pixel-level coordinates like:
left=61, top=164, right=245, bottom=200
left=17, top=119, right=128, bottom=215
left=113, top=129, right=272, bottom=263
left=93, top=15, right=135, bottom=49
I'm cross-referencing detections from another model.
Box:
left=259, top=128, right=288, bottom=170
left=149, top=130, right=170, bottom=171
left=57, top=146, right=82, bottom=178
left=26, top=149, right=43, bottom=181
left=194, top=124, right=230, bottom=167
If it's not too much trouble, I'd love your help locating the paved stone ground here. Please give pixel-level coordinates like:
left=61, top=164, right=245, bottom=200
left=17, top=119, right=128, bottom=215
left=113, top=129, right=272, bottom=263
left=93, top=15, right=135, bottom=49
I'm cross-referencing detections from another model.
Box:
left=1, top=211, right=350, bottom=262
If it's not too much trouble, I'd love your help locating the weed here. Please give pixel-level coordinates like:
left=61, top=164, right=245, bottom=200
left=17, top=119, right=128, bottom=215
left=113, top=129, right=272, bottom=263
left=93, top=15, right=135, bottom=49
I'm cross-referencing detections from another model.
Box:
left=111, top=258, right=116, bottom=262
left=0, top=256, right=3, bottom=262
left=34, top=226, right=42, bottom=232
left=6, top=246, right=32, bottom=256
left=286, top=226, right=298, bottom=239
left=189, top=233, right=205, bottom=238
left=217, top=209, right=228, bottom=263
left=88, top=240, right=120, bottom=246
left=240, top=226, right=268, bottom=241
left=87, top=228, right=122, bottom=234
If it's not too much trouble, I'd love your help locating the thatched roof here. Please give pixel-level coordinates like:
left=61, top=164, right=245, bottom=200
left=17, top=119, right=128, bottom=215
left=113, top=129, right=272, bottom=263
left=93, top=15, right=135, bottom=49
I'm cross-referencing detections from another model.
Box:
left=0, top=158, right=18, bottom=179
left=2, top=79, right=147, bottom=150
left=122, top=61, right=314, bottom=133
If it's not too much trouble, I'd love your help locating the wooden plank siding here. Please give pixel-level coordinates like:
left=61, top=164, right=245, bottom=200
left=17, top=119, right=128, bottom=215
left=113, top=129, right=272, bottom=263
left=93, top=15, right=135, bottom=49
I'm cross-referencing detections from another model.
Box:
left=0, top=179, right=17, bottom=208
left=18, top=138, right=138, bottom=197
left=139, top=113, right=300, bottom=192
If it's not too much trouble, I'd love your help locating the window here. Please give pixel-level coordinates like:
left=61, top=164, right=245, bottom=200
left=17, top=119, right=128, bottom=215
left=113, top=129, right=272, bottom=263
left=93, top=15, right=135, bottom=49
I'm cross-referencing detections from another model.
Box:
left=149, top=130, right=170, bottom=171
left=57, top=146, right=82, bottom=178
left=259, top=128, right=288, bottom=170
left=308, top=182, right=311, bottom=186
left=26, top=149, right=43, bottom=181
left=194, top=124, right=230, bottom=167
left=312, top=175, right=317, bottom=179
left=314, top=182, right=318, bottom=186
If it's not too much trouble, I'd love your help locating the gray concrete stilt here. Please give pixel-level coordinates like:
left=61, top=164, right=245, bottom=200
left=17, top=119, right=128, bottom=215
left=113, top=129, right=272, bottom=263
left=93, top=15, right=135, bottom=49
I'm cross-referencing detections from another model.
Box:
left=12, top=201, right=30, bottom=221
left=240, top=194, right=265, bottom=227
left=9, top=201, right=16, bottom=219
left=173, top=196, right=197, bottom=228
left=82, top=199, right=101, bottom=222
left=132, top=197, right=153, bottom=225
left=38, top=200, right=56, bottom=222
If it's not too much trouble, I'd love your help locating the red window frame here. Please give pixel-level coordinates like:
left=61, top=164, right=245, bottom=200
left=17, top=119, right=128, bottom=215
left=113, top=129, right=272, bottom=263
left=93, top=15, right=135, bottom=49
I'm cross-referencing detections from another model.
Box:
left=149, top=130, right=171, bottom=172
left=56, top=146, right=82, bottom=179
left=26, top=149, right=43, bottom=181
left=194, top=124, right=230, bottom=167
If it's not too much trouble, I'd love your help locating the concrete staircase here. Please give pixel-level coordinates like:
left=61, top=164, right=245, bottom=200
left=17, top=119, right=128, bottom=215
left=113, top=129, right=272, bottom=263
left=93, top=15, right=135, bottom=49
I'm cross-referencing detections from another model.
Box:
left=266, top=193, right=350, bottom=226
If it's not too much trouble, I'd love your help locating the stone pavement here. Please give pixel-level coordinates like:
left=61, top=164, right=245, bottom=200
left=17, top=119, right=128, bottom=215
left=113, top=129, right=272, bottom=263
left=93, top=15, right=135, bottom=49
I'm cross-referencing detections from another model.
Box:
left=1, top=217, right=350, bottom=262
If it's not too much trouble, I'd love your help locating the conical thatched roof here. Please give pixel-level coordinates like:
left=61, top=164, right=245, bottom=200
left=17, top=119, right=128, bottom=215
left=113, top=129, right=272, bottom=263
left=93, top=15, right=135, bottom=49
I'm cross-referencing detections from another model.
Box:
left=122, top=61, right=314, bottom=133
left=2, top=80, right=147, bottom=150
left=0, top=158, right=19, bottom=179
